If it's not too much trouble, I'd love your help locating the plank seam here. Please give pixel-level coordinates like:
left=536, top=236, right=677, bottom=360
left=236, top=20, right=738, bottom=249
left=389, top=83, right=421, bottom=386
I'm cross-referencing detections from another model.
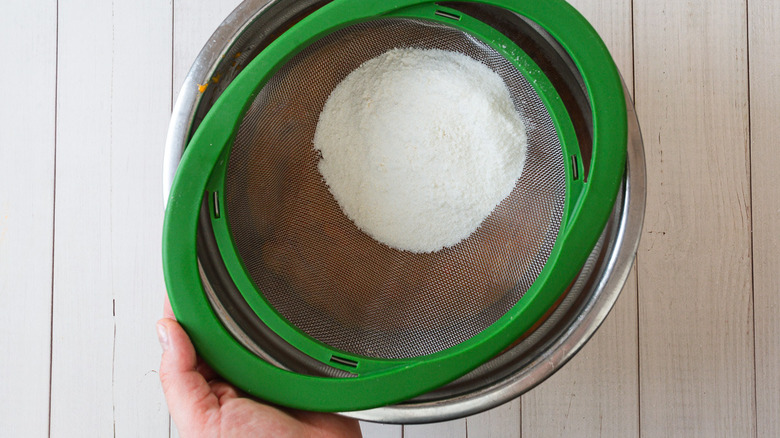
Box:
left=109, top=2, right=117, bottom=436
left=47, top=0, right=60, bottom=436
left=745, top=0, right=759, bottom=436
left=629, top=0, right=641, bottom=437
left=519, top=388, right=522, bottom=437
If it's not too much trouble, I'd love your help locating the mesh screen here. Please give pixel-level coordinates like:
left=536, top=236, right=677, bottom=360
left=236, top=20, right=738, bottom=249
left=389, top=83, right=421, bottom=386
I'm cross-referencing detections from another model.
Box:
left=224, top=18, right=566, bottom=359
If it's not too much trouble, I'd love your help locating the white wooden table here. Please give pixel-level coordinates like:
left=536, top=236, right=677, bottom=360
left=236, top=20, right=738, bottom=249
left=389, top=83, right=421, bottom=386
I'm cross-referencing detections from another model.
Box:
left=1, top=0, right=777, bottom=436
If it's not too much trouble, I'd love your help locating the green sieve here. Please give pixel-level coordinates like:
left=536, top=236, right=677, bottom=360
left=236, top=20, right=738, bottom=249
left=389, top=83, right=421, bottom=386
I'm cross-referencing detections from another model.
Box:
left=163, top=0, right=626, bottom=412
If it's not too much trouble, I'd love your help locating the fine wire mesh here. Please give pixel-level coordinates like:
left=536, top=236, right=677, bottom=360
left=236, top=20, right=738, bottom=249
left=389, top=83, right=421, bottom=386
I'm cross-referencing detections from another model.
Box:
left=224, top=18, right=566, bottom=359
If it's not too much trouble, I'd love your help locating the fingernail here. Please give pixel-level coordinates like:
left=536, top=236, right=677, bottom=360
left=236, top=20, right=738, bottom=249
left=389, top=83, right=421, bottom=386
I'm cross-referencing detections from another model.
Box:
left=157, top=322, right=170, bottom=351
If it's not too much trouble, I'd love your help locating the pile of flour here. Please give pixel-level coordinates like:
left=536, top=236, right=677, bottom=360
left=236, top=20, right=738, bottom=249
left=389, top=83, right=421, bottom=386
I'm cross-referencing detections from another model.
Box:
left=313, top=47, right=528, bottom=253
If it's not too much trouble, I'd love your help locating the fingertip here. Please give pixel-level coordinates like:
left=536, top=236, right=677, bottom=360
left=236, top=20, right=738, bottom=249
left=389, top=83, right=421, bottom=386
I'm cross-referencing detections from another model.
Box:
left=158, top=318, right=198, bottom=372
left=156, top=316, right=177, bottom=330
left=156, top=320, right=171, bottom=351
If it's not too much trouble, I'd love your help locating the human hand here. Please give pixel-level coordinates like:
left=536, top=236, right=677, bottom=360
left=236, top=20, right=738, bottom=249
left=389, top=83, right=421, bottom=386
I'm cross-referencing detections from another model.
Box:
left=157, top=303, right=362, bottom=437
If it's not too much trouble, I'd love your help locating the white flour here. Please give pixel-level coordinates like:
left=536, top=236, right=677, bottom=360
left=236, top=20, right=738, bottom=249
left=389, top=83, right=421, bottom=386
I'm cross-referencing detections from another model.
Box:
left=314, top=48, right=527, bottom=253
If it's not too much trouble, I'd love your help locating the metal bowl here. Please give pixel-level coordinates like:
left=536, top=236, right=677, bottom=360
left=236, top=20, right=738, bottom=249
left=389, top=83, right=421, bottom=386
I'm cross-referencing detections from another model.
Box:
left=163, top=0, right=646, bottom=423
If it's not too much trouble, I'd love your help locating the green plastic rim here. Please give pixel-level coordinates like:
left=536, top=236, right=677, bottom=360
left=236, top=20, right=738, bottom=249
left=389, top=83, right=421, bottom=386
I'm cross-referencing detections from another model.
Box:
left=206, top=3, right=583, bottom=377
left=163, top=0, right=627, bottom=412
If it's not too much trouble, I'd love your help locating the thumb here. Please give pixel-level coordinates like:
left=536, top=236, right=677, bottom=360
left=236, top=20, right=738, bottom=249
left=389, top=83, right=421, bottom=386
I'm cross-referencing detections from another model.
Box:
left=157, top=318, right=220, bottom=433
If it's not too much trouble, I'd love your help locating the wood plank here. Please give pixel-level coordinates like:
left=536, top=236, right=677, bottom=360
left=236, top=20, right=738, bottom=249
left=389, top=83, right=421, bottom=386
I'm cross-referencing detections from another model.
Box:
left=522, top=0, right=639, bottom=435
left=405, top=419, right=467, bottom=438
left=633, top=0, right=755, bottom=436
left=50, top=0, right=172, bottom=435
left=467, top=398, right=521, bottom=438
left=110, top=0, right=173, bottom=435
left=360, top=422, right=403, bottom=438
left=0, top=0, right=57, bottom=435
left=49, top=0, right=115, bottom=433
left=748, top=1, right=780, bottom=437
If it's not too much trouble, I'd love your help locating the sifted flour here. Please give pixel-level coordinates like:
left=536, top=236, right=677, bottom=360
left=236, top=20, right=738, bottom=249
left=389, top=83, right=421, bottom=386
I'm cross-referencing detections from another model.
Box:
left=313, top=48, right=527, bottom=253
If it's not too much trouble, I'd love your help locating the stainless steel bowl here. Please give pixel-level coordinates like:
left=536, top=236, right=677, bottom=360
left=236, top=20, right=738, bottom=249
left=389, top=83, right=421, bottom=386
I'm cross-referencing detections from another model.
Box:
left=163, top=0, right=646, bottom=423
